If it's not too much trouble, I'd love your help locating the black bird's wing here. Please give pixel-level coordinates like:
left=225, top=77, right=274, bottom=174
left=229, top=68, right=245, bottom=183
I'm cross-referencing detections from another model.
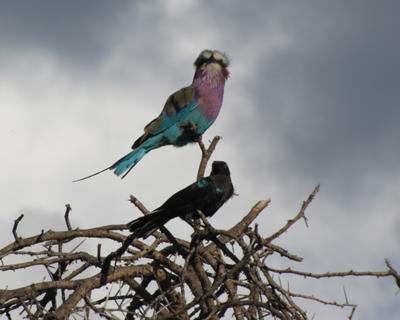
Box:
left=127, top=210, right=171, bottom=237
left=128, top=177, right=224, bottom=234
left=158, top=177, right=227, bottom=218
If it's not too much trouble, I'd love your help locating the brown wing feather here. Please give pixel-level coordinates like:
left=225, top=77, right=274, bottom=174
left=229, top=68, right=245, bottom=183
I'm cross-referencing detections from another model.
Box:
left=132, top=85, right=195, bottom=149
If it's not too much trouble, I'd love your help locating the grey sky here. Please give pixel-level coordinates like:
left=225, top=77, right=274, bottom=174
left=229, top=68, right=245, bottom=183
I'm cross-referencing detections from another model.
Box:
left=1, top=1, right=399, bottom=319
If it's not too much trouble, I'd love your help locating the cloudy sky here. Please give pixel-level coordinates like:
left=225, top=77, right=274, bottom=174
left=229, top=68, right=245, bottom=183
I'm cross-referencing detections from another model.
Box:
left=1, top=1, right=399, bottom=318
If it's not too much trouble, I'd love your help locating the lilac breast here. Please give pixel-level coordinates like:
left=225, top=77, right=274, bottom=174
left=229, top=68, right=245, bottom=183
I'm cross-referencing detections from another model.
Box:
left=194, top=72, right=226, bottom=121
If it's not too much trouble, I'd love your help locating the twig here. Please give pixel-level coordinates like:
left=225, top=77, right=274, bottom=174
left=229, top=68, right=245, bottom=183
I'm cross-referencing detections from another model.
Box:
left=12, top=214, right=24, bottom=244
left=290, top=292, right=356, bottom=308
left=348, top=306, right=356, bottom=320
left=265, top=185, right=319, bottom=243
left=385, top=259, right=400, bottom=288
left=1, top=225, right=127, bottom=258
left=217, top=199, right=270, bottom=245
left=197, top=136, right=221, bottom=179
left=343, top=286, right=349, bottom=304
left=129, top=195, right=150, bottom=214
left=84, top=295, right=121, bottom=320
left=97, top=244, right=102, bottom=264
left=46, top=265, right=154, bottom=319
left=267, top=266, right=396, bottom=280
left=64, top=204, right=72, bottom=231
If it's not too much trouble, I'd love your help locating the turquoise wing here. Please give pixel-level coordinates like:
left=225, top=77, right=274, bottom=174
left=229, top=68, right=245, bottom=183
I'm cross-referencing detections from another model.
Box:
left=132, top=86, right=199, bottom=149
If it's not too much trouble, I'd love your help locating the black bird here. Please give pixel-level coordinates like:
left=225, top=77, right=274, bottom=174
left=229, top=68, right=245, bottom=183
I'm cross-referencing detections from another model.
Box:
left=127, top=161, right=234, bottom=238
left=100, top=161, right=233, bottom=283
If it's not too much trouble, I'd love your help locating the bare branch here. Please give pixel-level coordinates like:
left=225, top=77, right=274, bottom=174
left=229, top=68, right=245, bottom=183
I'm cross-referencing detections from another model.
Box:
left=197, top=136, right=221, bottom=179
left=267, top=266, right=395, bottom=279
left=265, top=185, right=319, bottom=243
left=129, top=195, right=150, bottom=214
left=385, top=259, right=400, bottom=288
left=64, top=204, right=72, bottom=231
left=1, top=145, right=397, bottom=320
left=12, top=214, right=24, bottom=244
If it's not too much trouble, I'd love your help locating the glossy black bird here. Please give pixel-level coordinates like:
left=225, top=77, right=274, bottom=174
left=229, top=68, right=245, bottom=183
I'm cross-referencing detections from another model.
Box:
left=127, top=161, right=234, bottom=238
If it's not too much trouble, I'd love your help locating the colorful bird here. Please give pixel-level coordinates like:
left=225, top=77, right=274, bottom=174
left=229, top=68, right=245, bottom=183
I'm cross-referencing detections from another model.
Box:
left=75, top=50, right=230, bottom=181
left=127, top=161, right=234, bottom=238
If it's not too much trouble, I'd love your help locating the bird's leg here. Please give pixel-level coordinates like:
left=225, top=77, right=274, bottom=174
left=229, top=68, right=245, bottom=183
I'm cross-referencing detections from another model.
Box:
left=182, top=216, right=205, bottom=250
left=193, top=218, right=202, bottom=230
left=195, top=134, right=203, bottom=144
left=195, top=210, right=240, bottom=263
left=181, top=121, right=197, bottom=133
left=177, top=121, right=201, bottom=146
left=158, top=226, right=188, bottom=257
left=182, top=216, right=201, bottom=231
left=184, top=121, right=201, bottom=139
left=184, top=211, right=215, bottom=247
left=101, top=232, right=137, bottom=284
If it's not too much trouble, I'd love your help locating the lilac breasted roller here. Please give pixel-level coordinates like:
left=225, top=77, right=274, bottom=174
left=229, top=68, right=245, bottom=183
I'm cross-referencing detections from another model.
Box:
left=75, top=49, right=230, bottom=181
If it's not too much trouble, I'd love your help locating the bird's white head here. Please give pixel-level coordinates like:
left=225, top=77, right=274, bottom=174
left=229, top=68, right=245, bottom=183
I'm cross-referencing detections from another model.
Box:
left=194, top=49, right=230, bottom=80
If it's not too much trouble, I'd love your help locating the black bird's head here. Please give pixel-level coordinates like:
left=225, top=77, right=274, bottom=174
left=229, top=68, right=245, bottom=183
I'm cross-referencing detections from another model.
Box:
left=211, top=161, right=230, bottom=176
left=194, top=49, right=230, bottom=79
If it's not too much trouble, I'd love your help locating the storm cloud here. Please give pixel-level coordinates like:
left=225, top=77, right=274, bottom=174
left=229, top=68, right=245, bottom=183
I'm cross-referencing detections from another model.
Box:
left=1, top=2, right=399, bottom=319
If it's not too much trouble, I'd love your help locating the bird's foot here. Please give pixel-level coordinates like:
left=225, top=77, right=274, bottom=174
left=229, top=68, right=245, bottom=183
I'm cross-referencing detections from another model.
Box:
left=182, top=121, right=198, bottom=132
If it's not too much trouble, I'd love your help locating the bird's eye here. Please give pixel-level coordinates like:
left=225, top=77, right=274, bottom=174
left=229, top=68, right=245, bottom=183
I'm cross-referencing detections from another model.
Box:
left=213, top=51, right=224, bottom=61
left=201, top=50, right=212, bottom=59
left=213, top=51, right=230, bottom=67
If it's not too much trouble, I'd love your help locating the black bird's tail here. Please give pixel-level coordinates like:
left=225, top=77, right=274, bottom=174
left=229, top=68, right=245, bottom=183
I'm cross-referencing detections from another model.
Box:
left=127, top=209, right=171, bottom=238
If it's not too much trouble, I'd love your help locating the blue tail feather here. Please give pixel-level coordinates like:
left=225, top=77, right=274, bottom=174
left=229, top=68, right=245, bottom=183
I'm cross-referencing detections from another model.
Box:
left=74, top=132, right=161, bottom=182
left=73, top=145, right=148, bottom=182
left=111, top=147, right=147, bottom=178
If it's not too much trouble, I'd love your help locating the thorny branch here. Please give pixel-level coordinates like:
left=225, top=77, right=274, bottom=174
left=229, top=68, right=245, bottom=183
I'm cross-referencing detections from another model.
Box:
left=64, top=204, right=72, bottom=231
left=12, top=214, right=24, bottom=244
left=0, top=136, right=398, bottom=320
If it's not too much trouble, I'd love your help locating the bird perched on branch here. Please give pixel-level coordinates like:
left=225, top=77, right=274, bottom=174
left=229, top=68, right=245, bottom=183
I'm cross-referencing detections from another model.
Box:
left=75, top=49, right=230, bottom=181
left=127, top=161, right=234, bottom=238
